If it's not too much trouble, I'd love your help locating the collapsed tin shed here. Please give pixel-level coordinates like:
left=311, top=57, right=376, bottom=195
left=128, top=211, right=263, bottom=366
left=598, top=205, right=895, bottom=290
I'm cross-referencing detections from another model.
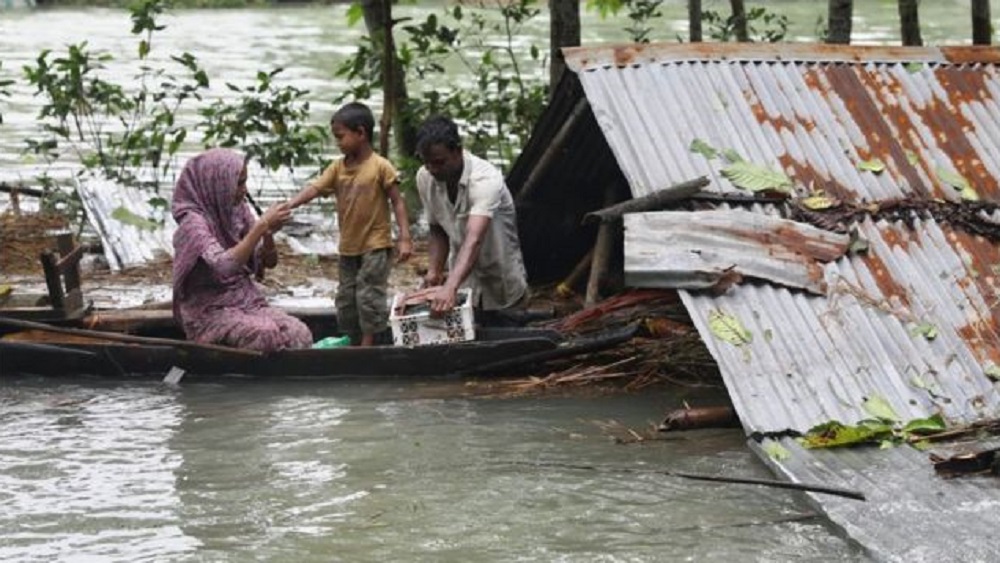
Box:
left=509, top=43, right=1000, bottom=562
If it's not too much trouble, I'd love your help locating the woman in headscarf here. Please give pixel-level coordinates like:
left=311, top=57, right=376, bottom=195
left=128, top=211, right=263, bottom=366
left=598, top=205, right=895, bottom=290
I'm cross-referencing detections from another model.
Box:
left=171, top=148, right=313, bottom=352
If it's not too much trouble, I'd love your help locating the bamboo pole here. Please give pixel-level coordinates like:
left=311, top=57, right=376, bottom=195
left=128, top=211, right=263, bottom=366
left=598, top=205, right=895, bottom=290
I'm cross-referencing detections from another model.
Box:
left=0, top=315, right=263, bottom=357
left=515, top=98, right=589, bottom=204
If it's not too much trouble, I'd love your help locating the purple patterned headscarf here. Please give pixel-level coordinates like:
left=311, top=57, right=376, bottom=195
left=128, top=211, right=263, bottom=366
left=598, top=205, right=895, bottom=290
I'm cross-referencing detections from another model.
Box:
left=171, top=149, right=255, bottom=320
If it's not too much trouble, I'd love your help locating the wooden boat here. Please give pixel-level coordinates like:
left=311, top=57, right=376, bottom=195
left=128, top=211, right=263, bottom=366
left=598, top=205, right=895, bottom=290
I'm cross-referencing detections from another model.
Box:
left=0, top=229, right=637, bottom=379
left=0, top=315, right=636, bottom=379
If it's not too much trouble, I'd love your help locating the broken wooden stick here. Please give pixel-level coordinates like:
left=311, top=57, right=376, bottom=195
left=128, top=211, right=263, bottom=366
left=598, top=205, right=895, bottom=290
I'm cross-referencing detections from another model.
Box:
left=504, top=460, right=866, bottom=501
left=583, top=177, right=710, bottom=225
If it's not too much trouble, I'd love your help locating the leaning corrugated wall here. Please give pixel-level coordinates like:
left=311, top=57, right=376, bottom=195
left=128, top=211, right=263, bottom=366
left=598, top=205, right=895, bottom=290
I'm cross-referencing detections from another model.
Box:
left=517, top=43, right=1000, bottom=562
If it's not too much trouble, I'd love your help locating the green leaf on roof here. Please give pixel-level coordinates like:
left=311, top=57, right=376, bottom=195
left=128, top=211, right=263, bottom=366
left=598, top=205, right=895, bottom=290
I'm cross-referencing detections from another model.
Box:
left=985, top=365, right=1000, bottom=382
left=720, top=161, right=793, bottom=194
left=721, top=148, right=745, bottom=163
left=935, top=167, right=979, bottom=201
left=905, top=150, right=919, bottom=165
left=689, top=138, right=718, bottom=160
left=858, top=158, right=886, bottom=174
left=910, top=322, right=938, bottom=341
left=708, top=309, right=752, bottom=347
left=111, top=206, right=160, bottom=231
left=902, top=414, right=946, bottom=435
left=763, top=441, right=791, bottom=461
left=848, top=228, right=869, bottom=254
left=800, top=420, right=888, bottom=448
left=959, top=186, right=979, bottom=201
left=905, top=62, right=924, bottom=74
left=801, top=193, right=840, bottom=210
left=863, top=395, right=900, bottom=422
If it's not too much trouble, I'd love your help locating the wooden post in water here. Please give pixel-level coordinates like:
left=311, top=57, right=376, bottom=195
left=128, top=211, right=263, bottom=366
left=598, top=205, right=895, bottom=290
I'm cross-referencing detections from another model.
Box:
left=585, top=185, right=619, bottom=307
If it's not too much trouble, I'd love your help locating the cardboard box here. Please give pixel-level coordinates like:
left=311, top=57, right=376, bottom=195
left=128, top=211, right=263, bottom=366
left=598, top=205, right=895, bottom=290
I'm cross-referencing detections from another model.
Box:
left=390, top=288, right=475, bottom=347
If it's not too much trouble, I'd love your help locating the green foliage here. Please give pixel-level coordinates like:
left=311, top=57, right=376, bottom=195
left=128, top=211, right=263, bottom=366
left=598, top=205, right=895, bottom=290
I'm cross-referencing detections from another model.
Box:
left=720, top=161, right=794, bottom=194
left=22, top=0, right=210, bottom=191
left=703, top=6, right=789, bottom=43
left=935, top=166, right=978, bottom=201
left=800, top=394, right=947, bottom=449
left=708, top=308, right=752, bottom=347
left=586, top=0, right=663, bottom=43
left=111, top=205, right=162, bottom=230
left=198, top=68, right=330, bottom=183
left=689, top=138, right=718, bottom=159
left=34, top=174, right=87, bottom=230
left=336, top=0, right=548, bottom=178
left=857, top=158, right=886, bottom=174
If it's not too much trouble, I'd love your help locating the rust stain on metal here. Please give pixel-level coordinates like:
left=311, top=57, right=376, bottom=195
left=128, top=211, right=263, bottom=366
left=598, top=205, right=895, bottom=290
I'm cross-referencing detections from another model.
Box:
left=749, top=96, right=818, bottom=134
left=612, top=45, right=641, bottom=67
left=879, top=226, right=912, bottom=251
left=947, top=228, right=1000, bottom=330
left=777, top=153, right=857, bottom=202
left=859, top=251, right=911, bottom=308
left=827, top=65, right=934, bottom=199
left=806, top=262, right=827, bottom=291
left=919, top=67, right=1000, bottom=199
left=940, top=46, right=1000, bottom=65
left=717, top=223, right=847, bottom=263
left=956, top=322, right=1000, bottom=367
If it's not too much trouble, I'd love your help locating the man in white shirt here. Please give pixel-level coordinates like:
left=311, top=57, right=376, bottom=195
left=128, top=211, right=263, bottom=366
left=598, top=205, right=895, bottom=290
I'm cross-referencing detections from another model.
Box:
left=414, top=115, right=528, bottom=317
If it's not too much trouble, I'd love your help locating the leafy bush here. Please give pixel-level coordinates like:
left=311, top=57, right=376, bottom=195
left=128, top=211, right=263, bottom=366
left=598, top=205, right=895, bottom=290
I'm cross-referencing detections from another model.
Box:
left=198, top=68, right=330, bottom=186
left=336, top=0, right=548, bottom=177
left=23, top=0, right=210, bottom=190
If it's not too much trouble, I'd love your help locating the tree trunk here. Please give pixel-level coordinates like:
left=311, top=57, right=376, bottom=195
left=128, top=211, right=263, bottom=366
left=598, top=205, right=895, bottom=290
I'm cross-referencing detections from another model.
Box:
left=972, top=0, right=992, bottom=45
left=826, top=0, right=853, bottom=44
left=361, top=0, right=418, bottom=157
left=548, top=0, right=581, bottom=96
left=898, top=0, right=922, bottom=47
left=730, top=0, right=749, bottom=42
left=689, top=0, right=702, bottom=42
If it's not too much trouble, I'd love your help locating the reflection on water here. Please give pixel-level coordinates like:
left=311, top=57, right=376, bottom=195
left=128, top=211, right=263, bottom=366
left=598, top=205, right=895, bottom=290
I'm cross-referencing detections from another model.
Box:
left=0, top=378, right=867, bottom=561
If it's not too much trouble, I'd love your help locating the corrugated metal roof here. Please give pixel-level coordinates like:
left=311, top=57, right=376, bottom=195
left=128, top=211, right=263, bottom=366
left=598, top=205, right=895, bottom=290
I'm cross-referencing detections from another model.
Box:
left=566, top=43, right=1000, bottom=205
left=75, top=174, right=341, bottom=272
left=564, top=43, right=1000, bottom=434
left=624, top=208, right=850, bottom=294
left=76, top=176, right=176, bottom=272
left=753, top=437, right=1000, bottom=563
left=515, top=43, right=1000, bottom=560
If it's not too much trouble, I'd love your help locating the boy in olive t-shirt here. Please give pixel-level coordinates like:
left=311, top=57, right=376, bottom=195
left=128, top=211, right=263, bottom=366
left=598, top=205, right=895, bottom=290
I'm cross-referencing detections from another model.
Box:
left=287, top=102, right=412, bottom=346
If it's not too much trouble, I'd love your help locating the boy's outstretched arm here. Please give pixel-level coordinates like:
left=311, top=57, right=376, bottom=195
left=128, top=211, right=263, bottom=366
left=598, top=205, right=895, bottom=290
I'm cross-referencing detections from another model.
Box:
left=386, top=183, right=412, bottom=262
left=286, top=184, right=321, bottom=210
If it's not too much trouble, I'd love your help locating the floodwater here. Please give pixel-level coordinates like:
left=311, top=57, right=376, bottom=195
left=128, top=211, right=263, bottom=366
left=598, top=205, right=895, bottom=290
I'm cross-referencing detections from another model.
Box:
left=0, top=1, right=989, bottom=560
left=0, top=377, right=866, bottom=562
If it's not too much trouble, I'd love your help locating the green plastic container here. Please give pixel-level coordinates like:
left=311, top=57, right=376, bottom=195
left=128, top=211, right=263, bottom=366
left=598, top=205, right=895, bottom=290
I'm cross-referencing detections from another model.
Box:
left=312, top=335, right=352, bottom=349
